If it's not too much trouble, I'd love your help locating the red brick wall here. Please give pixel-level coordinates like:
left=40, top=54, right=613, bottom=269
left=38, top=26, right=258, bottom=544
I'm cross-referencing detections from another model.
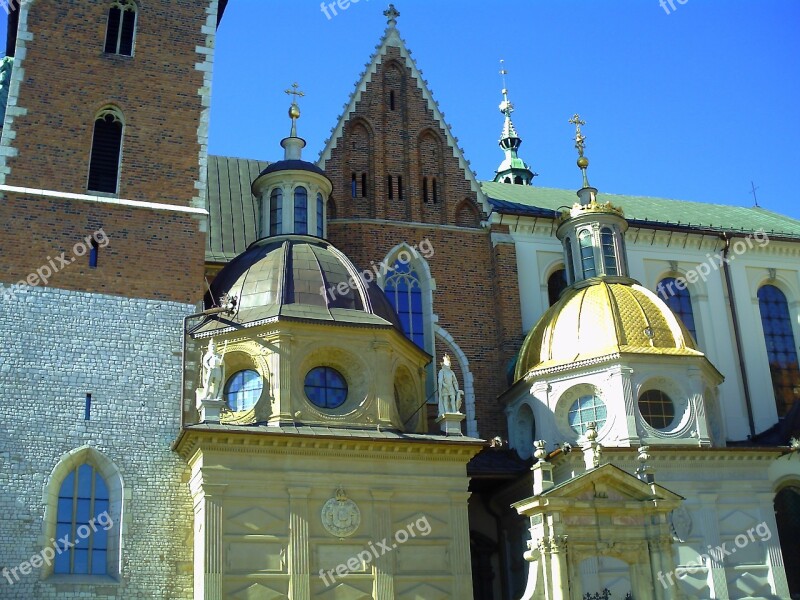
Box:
left=0, top=0, right=210, bottom=303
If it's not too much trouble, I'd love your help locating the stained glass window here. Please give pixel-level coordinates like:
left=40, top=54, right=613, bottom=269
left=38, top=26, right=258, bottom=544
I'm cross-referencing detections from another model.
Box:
left=758, top=285, right=800, bottom=417
left=384, top=260, right=424, bottom=349
left=657, top=277, right=698, bottom=341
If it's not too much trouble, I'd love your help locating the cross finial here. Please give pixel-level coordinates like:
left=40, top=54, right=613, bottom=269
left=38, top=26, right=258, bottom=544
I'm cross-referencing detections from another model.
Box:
left=569, top=114, right=587, bottom=158
left=285, top=82, right=305, bottom=103
left=750, top=180, right=760, bottom=207
left=384, top=4, right=400, bottom=27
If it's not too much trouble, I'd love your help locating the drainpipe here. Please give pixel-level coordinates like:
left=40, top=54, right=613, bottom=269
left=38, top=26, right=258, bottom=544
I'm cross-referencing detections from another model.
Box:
left=720, top=233, right=757, bottom=438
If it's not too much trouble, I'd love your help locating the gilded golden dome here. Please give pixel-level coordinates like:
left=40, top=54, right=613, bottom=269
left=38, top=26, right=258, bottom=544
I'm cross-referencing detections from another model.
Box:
left=515, top=278, right=702, bottom=380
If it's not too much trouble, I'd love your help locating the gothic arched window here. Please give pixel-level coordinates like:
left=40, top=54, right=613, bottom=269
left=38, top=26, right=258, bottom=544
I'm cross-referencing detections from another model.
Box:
left=104, top=0, right=137, bottom=56
left=87, top=107, right=124, bottom=194
left=758, top=284, right=800, bottom=417
left=384, top=261, right=424, bottom=349
left=657, top=276, right=698, bottom=342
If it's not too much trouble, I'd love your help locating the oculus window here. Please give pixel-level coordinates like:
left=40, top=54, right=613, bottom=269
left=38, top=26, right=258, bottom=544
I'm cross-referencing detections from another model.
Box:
left=224, top=370, right=263, bottom=412
left=568, top=394, right=607, bottom=435
left=305, top=366, right=348, bottom=409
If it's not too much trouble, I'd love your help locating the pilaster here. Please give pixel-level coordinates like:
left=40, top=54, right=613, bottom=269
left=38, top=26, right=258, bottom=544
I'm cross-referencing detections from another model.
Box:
left=288, top=486, right=312, bottom=600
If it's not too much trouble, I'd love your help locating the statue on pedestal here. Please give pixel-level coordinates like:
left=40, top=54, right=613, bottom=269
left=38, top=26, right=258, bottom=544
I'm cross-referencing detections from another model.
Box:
left=198, top=338, right=225, bottom=401
left=437, top=354, right=464, bottom=416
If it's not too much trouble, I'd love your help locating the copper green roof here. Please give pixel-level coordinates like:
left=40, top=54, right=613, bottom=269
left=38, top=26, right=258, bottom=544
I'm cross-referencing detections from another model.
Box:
left=481, top=181, right=800, bottom=238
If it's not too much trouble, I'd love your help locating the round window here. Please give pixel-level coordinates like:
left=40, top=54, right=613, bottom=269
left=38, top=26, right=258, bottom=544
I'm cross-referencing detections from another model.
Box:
left=304, top=367, right=348, bottom=409
left=224, top=370, right=263, bottom=411
left=568, top=394, right=607, bottom=435
left=639, top=389, right=675, bottom=430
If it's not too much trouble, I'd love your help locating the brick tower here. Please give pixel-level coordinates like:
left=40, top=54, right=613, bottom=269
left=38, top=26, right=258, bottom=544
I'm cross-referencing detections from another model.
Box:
left=320, top=5, right=523, bottom=439
left=0, top=1, right=220, bottom=597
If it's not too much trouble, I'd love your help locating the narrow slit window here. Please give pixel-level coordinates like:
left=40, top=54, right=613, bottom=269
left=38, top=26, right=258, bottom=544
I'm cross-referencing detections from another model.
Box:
left=422, top=177, right=428, bottom=203
left=89, top=240, right=99, bottom=268
left=361, top=173, right=367, bottom=198
left=432, top=178, right=438, bottom=204
left=87, top=109, right=123, bottom=194
left=351, top=173, right=357, bottom=198
left=269, top=188, right=283, bottom=236
left=387, top=175, right=393, bottom=200
left=316, top=193, right=324, bottom=237
left=390, top=90, right=396, bottom=111
left=398, top=176, right=403, bottom=200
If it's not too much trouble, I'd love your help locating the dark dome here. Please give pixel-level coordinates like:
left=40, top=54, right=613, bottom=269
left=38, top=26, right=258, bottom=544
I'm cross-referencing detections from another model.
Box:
left=257, top=160, right=327, bottom=178
left=203, top=235, right=402, bottom=331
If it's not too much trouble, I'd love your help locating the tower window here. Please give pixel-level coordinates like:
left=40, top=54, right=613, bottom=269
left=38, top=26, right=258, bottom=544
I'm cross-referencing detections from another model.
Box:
left=600, top=227, right=618, bottom=276
left=757, top=284, right=800, bottom=417
left=361, top=173, right=367, bottom=198
left=398, top=176, right=403, bottom=200
left=578, top=229, right=596, bottom=279
left=294, top=187, right=308, bottom=234
left=564, top=238, right=575, bottom=285
left=390, top=90, right=396, bottom=111
left=87, top=108, right=123, bottom=194
left=304, top=366, right=348, bottom=409
left=387, top=175, right=393, bottom=200
left=432, top=178, right=438, bottom=204
left=316, top=193, right=324, bottom=237
left=514, top=175, right=523, bottom=185
left=269, top=188, right=283, bottom=236
left=104, top=1, right=137, bottom=56
left=351, top=173, right=357, bottom=198
left=422, top=177, right=428, bottom=203
left=55, top=464, right=110, bottom=575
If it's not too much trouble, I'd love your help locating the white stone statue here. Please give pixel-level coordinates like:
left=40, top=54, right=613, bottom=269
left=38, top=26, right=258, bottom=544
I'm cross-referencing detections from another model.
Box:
left=437, top=354, right=464, bottom=416
left=199, top=339, right=225, bottom=401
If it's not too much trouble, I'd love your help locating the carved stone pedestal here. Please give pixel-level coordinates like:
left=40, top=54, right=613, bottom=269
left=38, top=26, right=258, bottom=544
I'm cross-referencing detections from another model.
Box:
left=436, top=412, right=465, bottom=436
left=196, top=391, right=225, bottom=423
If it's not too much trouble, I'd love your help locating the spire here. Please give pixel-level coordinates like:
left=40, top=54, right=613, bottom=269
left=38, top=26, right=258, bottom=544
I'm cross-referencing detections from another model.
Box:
left=281, top=82, right=307, bottom=160
left=569, top=113, right=591, bottom=189
left=493, top=60, right=536, bottom=186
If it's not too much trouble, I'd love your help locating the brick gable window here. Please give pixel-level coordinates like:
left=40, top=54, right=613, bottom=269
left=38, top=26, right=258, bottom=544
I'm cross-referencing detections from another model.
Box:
left=87, top=107, right=124, bottom=194
left=104, top=1, right=137, bottom=56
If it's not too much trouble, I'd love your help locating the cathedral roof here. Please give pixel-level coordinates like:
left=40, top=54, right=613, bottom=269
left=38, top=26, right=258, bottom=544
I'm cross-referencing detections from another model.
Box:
left=483, top=181, right=800, bottom=239
left=514, top=278, right=708, bottom=380
left=199, top=234, right=403, bottom=334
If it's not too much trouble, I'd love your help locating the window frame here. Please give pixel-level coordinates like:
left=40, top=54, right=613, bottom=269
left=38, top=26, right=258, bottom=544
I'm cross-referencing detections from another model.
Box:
left=87, top=107, right=124, bottom=196
left=104, top=0, right=138, bottom=57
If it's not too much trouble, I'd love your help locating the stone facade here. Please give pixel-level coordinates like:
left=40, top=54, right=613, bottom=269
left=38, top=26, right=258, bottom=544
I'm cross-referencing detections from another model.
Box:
left=0, top=286, right=195, bottom=598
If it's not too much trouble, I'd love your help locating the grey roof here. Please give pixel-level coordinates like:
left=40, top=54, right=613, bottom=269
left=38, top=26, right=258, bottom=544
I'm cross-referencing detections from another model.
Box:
left=257, top=159, right=327, bottom=178
left=206, top=155, right=269, bottom=263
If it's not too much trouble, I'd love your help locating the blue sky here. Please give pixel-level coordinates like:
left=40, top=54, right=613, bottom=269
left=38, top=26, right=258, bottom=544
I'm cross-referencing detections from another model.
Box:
left=208, top=1, right=800, bottom=220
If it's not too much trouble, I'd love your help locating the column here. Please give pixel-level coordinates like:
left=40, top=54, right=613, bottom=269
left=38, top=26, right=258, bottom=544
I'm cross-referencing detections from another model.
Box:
left=688, top=367, right=711, bottom=446
left=190, top=478, right=227, bottom=600
left=371, top=341, right=400, bottom=428
left=370, top=490, right=394, bottom=600
left=450, top=492, right=474, bottom=599
left=756, top=493, right=790, bottom=598
left=267, top=333, right=294, bottom=425
left=697, top=494, right=729, bottom=599
left=288, top=486, right=311, bottom=600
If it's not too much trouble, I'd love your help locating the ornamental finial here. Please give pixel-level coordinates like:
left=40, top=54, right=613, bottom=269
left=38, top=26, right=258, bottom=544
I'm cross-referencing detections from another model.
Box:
left=384, top=4, right=400, bottom=27
left=499, top=59, right=513, bottom=116
left=569, top=113, right=590, bottom=188
left=284, top=82, right=304, bottom=137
